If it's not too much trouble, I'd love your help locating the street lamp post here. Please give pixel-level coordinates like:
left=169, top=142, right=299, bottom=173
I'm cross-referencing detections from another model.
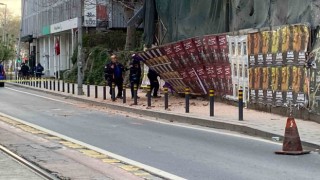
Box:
left=0, top=3, right=7, bottom=44
left=17, top=0, right=26, bottom=80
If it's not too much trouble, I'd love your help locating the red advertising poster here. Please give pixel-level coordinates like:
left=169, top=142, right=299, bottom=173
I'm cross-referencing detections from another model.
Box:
left=172, top=42, right=191, bottom=68
left=203, top=35, right=219, bottom=64
left=194, top=37, right=209, bottom=65
left=218, top=35, right=229, bottom=64
left=183, top=38, right=209, bottom=93
left=201, top=36, right=212, bottom=64
left=216, top=65, right=225, bottom=94
left=163, top=44, right=181, bottom=70
left=173, top=42, right=204, bottom=94
left=206, top=65, right=220, bottom=95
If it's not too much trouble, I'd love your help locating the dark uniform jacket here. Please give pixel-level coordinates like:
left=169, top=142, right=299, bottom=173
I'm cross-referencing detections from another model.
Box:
left=147, top=69, right=159, bottom=82
left=129, top=63, right=141, bottom=83
left=104, top=62, right=125, bottom=83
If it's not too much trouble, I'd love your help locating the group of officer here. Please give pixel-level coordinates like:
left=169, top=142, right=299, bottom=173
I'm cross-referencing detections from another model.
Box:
left=104, top=54, right=161, bottom=100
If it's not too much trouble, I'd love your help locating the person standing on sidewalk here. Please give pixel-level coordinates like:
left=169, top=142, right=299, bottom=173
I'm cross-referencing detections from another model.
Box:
left=104, top=55, right=125, bottom=99
left=35, top=63, right=44, bottom=78
left=20, top=63, right=29, bottom=79
left=129, top=58, right=141, bottom=99
left=148, top=68, right=161, bottom=98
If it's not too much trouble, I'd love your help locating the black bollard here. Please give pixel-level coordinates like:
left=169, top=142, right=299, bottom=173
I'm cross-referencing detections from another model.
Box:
left=185, top=87, right=190, bottom=113
left=164, top=87, right=169, bottom=110
left=103, top=86, right=106, bottom=100
left=39, top=78, right=42, bottom=88
left=87, top=84, right=90, bottom=97
left=49, top=80, right=52, bottom=90
left=62, top=81, right=65, bottom=92
left=133, top=84, right=138, bottom=105
left=33, top=78, right=36, bottom=87
left=45, top=79, right=48, bottom=89
left=57, top=80, right=60, bottom=91
left=147, top=85, right=151, bottom=107
left=111, top=82, right=115, bottom=101
left=53, top=80, right=56, bottom=91
left=123, top=84, right=126, bottom=103
left=67, top=83, right=70, bottom=93
left=95, top=85, right=98, bottom=98
left=72, top=83, right=75, bottom=94
left=239, top=89, right=243, bottom=121
left=210, top=89, right=214, bottom=117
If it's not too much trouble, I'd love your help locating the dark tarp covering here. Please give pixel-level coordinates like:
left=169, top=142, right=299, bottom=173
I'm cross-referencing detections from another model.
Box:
left=230, top=0, right=320, bottom=31
left=155, top=0, right=320, bottom=44
left=155, top=0, right=227, bottom=43
left=143, top=0, right=157, bottom=48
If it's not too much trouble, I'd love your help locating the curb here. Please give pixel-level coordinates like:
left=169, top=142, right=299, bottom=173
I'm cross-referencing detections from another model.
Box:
left=8, top=83, right=320, bottom=150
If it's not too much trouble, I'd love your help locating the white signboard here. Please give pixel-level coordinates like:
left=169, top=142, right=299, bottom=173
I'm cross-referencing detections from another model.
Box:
left=50, top=18, right=78, bottom=34
left=84, top=0, right=97, bottom=27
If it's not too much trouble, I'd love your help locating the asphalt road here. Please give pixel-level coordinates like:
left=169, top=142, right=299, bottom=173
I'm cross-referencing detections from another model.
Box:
left=1, top=85, right=320, bottom=180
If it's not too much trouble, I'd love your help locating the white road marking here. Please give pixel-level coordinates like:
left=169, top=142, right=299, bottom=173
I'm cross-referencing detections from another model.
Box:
left=0, top=112, right=186, bottom=180
left=140, top=118, right=282, bottom=145
left=5, top=87, right=76, bottom=105
left=5, top=86, right=282, bottom=146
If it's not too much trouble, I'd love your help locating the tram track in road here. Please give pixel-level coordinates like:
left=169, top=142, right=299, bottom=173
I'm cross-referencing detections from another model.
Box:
left=0, top=144, right=59, bottom=180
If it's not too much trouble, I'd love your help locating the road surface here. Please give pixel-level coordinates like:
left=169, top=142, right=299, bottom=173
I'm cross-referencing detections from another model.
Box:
left=0, top=84, right=319, bottom=180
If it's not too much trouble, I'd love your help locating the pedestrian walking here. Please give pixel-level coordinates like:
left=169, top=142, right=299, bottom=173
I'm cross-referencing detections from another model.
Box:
left=104, top=54, right=125, bottom=99
left=35, top=63, right=44, bottom=78
left=148, top=68, right=161, bottom=98
left=129, top=58, right=141, bottom=99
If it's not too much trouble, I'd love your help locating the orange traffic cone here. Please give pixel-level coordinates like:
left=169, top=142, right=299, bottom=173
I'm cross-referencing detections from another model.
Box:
left=275, top=117, right=310, bottom=155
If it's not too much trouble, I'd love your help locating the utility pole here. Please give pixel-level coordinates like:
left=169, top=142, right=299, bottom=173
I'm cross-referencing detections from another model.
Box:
left=77, top=0, right=83, bottom=95
left=16, top=0, right=25, bottom=79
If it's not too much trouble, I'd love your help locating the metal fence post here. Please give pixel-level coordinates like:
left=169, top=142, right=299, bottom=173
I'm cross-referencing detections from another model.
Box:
left=164, top=87, right=169, bottom=110
left=95, top=85, right=98, bottom=98
left=147, top=85, right=151, bottom=107
left=185, top=87, right=190, bottom=113
left=112, top=82, right=115, bottom=101
left=123, top=84, right=126, bottom=103
left=134, top=84, right=138, bottom=105
left=87, top=84, right=90, bottom=97
left=239, top=89, right=243, bottom=121
left=210, top=89, right=214, bottom=117
left=103, top=86, right=106, bottom=100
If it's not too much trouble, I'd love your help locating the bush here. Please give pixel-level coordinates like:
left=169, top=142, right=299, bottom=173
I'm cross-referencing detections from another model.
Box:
left=66, top=30, right=144, bottom=85
left=83, top=30, right=143, bottom=52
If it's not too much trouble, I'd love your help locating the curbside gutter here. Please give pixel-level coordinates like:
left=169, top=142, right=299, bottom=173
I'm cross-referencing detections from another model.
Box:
left=8, top=83, right=320, bottom=150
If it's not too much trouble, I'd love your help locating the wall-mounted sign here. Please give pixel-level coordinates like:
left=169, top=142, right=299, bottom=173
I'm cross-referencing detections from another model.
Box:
left=50, top=18, right=78, bottom=34
left=84, top=0, right=97, bottom=27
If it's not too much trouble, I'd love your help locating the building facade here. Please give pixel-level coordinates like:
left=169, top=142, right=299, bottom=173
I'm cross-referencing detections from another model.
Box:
left=21, top=0, right=142, bottom=78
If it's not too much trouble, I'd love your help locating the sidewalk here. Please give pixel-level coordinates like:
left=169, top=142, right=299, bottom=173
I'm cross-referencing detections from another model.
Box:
left=0, top=150, right=43, bottom=180
left=9, top=81, right=320, bottom=149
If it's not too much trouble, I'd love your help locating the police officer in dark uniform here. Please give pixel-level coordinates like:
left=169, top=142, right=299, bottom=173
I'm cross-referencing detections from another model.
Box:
left=104, top=55, right=125, bottom=99
left=129, top=58, right=141, bottom=99
left=148, top=68, right=161, bottom=98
